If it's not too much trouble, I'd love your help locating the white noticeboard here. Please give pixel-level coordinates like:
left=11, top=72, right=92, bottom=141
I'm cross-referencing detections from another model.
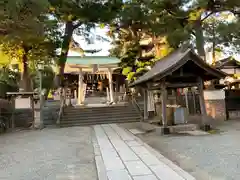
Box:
left=147, top=91, right=155, bottom=112
left=15, top=97, right=31, bottom=109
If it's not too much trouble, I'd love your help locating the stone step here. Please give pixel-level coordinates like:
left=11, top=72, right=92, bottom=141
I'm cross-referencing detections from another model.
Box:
left=60, top=118, right=141, bottom=127
left=64, top=105, right=132, bottom=111
left=63, top=109, right=137, bottom=115
left=63, top=109, right=139, bottom=115
left=63, top=110, right=138, bottom=115
left=61, top=114, right=142, bottom=121
left=61, top=115, right=141, bottom=123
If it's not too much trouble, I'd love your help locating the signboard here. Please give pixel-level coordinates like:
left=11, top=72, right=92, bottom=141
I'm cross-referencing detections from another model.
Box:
left=15, top=97, right=31, bottom=109
left=92, top=64, right=98, bottom=73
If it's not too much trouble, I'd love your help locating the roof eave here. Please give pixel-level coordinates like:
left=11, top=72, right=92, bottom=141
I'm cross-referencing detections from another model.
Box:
left=189, top=52, right=227, bottom=79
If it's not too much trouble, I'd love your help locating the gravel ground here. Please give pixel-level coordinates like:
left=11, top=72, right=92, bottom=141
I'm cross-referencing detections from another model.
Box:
left=0, top=127, right=97, bottom=180
left=135, top=121, right=240, bottom=180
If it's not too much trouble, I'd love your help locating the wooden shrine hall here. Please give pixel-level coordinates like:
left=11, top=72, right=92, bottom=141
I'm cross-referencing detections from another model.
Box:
left=129, top=45, right=226, bottom=134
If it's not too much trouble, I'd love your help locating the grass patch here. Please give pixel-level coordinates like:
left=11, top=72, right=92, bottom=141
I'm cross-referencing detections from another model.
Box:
left=207, top=129, right=221, bottom=134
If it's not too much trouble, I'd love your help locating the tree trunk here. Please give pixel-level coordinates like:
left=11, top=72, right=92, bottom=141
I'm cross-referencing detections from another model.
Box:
left=212, top=22, right=216, bottom=65
left=55, top=21, right=74, bottom=88
left=19, top=47, right=32, bottom=92
left=194, top=19, right=206, bottom=61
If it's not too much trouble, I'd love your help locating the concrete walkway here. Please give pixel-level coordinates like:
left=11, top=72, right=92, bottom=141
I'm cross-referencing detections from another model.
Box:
left=93, top=124, right=196, bottom=180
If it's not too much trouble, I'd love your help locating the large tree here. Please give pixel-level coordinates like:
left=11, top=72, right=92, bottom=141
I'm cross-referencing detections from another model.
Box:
left=110, top=0, right=240, bottom=75
left=48, top=0, right=122, bottom=87
left=149, top=0, right=240, bottom=59
left=109, top=0, right=183, bottom=81
left=0, top=0, right=60, bottom=91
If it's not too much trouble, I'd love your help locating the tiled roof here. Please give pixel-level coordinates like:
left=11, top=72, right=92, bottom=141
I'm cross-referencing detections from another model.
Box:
left=130, top=46, right=226, bottom=87
left=215, top=57, right=240, bottom=68
left=66, top=56, right=120, bottom=65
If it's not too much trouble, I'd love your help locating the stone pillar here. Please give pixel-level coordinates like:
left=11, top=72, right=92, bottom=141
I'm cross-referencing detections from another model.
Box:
left=78, top=68, right=83, bottom=105
left=106, top=87, right=110, bottom=102
left=34, top=99, right=42, bottom=129
left=108, top=68, right=114, bottom=103
left=204, top=90, right=226, bottom=121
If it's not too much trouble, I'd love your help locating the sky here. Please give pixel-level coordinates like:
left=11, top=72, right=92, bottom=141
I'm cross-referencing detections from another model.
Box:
left=69, top=26, right=112, bottom=57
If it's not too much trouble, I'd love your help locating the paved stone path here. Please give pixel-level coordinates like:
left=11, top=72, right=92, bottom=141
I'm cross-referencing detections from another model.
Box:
left=93, top=124, right=195, bottom=180
left=0, top=127, right=97, bottom=180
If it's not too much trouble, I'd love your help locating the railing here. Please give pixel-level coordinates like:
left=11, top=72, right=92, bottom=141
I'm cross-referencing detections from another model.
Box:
left=131, top=95, right=143, bottom=118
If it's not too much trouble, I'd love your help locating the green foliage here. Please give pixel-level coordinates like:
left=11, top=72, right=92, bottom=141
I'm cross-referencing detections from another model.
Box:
left=0, top=51, right=11, bottom=66
left=0, top=0, right=61, bottom=65
left=122, top=67, right=132, bottom=76
left=31, top=66, right=55, bottom=95
left=0, top=67, right=20, bottom=86
left=127, top=72, right=136, bottom=82
left=0, top=67, right=20, bottom=97
left=110, top=0, right=240, bottom=82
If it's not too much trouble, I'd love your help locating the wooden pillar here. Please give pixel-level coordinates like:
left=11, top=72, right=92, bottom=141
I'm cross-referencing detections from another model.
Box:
left=116, top=75, right=120, bottom=92
left=143, top=89, right=148, bottom=120
left=198, top=77, right=208, bottom=125
left=161, top=82, right=167, bottom=128
left=108, top=68, right=114, bottom=103
left=184, top=88, right=189, bottom=114
left=78, top=68, right=83, bottom=105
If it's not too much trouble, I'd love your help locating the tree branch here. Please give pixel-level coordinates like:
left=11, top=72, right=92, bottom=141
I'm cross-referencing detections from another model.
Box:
left=201, top=12, right=214, bottom=22
left=73, top=21, right=82, bottom=29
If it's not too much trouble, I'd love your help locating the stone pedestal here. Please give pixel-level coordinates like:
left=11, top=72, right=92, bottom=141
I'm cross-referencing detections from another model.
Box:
left=204, top=90, right=226, bottom=121
left=156, top=126, right=170, bottom=135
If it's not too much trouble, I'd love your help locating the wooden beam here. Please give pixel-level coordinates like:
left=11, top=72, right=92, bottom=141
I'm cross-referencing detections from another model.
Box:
left=166, top=82, right=199, bottom=88
left=148, top=82, right=199, bottom=90
left=168, top=73, right=198, bottom=79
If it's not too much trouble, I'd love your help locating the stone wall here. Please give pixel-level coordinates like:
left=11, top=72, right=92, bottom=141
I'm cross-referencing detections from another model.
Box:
left=204, top=90, right=227, bottom=121
left=14, top=109, right=33, bottom=127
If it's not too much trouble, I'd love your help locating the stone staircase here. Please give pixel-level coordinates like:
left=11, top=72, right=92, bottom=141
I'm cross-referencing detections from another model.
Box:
left=60, top=103, right=142, bottom=127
